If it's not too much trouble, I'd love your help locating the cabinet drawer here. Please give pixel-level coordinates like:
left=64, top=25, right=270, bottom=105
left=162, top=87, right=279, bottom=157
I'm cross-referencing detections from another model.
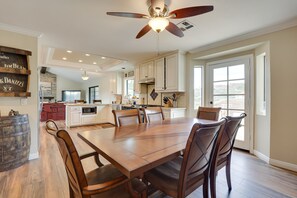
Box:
left=71, top=107, right=81, bottom=112
left=81, top=116, right=98, bottom=124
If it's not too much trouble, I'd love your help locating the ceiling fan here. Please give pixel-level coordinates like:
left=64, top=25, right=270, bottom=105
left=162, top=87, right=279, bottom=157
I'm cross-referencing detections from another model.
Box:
left=107, top=0, right=214, bottom=39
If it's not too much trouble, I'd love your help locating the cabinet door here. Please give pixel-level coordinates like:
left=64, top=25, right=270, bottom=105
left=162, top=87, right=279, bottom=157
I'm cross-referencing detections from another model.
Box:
left=155, top=58, right=165, bottom=91
left=165, top=54, right=178, bottom=91
left=71, top=112, right=81, bottom=126
left=110, top=72, right=123, bottom=94
left=139, top=63, right=148, bottom=79
left=134, top=65, right=140, bottom=93
left=147, top=61, right=155, bottom=78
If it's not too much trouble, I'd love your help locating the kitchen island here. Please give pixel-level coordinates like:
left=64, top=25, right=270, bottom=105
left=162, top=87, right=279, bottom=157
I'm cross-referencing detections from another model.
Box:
left=65, top=104, right=114, bottom=127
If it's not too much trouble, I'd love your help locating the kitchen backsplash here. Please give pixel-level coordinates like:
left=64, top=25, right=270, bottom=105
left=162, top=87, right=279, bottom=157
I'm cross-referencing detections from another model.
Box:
left=139, top=85, right=186, bottom=107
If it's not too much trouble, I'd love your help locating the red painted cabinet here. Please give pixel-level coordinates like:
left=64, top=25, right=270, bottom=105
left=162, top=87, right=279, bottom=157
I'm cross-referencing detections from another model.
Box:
left=40, top=103, right=65, bottom=121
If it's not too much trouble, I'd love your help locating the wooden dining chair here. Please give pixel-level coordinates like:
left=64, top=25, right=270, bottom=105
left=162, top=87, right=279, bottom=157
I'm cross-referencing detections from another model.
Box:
left=197, top=107, right=222, bottom=121
left=93, top=99, right=102, bottom=104
left=45, top=120, right=104, bottom=167
left=45, top=122, right=147, bottom=198
left=210, top=113, right=247, bottom=198
left=112, top=109, right=142, bottom=127
left=144, top=119, right=226, bottom=198
left=75, top=100, right=85, bottom=103
left=142, top=107, right=165, bottom=123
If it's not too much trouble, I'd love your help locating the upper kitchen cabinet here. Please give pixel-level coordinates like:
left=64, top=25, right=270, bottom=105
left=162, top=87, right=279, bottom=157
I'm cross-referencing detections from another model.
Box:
left=155, top=52, right=185, bottom=92
left=134, top=65, right=141, bottom=93
left=139, top=61, right=154, bottom=80
left=110, top=72, right=123, bottom=95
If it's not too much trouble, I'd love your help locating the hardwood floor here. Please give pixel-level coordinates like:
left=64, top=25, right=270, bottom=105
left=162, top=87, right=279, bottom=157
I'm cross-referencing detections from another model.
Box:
left=0, top=121, right=297, bottom=198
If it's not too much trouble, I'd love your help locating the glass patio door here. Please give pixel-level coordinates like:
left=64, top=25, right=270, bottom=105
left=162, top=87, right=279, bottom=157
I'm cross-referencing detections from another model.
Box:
left=207, top=57, right=251, bottom=150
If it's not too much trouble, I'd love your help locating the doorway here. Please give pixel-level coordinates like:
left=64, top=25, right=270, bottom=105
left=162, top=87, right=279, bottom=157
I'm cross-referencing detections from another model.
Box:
left=206, top=55, right=253, bottom=150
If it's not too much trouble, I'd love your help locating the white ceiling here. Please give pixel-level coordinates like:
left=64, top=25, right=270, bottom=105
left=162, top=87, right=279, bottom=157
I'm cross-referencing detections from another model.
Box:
left=1, top=0, right=297, bottom=78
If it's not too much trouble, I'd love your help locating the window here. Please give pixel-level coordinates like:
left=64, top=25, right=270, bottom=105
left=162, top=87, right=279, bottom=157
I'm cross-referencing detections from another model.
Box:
left=89, top=86, right=99, bottom=103
left=62, top=90, right=81, bottom=102
left=125, top=79, right=134, bottom=97
left=256, top=53, right=266, bottom=115
left=194, top=67, right=203, bottom=109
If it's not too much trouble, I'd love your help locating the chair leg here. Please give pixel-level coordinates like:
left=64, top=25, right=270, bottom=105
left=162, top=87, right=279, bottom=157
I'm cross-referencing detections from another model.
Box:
left=226, top=158, right=232, bottom=191
left=203, top=177, right=209, bottom=198
left=210, top=169, right=217, bottom=198
left=69, top=184, right=75, bottom=198
left=93, top=154, right=104, bottom=167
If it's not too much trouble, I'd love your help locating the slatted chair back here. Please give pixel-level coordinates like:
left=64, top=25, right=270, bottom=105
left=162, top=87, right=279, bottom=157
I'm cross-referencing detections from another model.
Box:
left=210, top=113, right=247, bottom=198
left=178, top=119, right=226, bottom=197
left=112, top=109, right=142, bottom=127
left=143, top=107, right=164, bottom=123
left=197, top=107, right=222, bottom=121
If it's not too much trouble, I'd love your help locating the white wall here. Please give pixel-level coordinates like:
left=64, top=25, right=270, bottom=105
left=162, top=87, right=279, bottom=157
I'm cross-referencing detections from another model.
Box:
left=188, top=25, right=297, bottom=171
left=81, top=73, right=117, bottom=104
left=0, top=29, right=39, bottom=159
left=56, top=75, right=84, bottom=101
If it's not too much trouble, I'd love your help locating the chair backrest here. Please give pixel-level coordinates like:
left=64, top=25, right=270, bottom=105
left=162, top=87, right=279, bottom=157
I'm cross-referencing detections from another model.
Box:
left=45, top=119, right=59, bottom=135
left=75, top=100, right=85, bottom=103
left=93, top=99, right=102, bottom=104
left=112, top=109, right=142, bottom=127
left=178, top=119, right=226, bottom=197
left=217, top=113, right=247, bottom=160
left=45, top=126, right=88, bottom=198
left=197, top=107, right=222, bottom=121
left=143, top=107, right=164, bottom=123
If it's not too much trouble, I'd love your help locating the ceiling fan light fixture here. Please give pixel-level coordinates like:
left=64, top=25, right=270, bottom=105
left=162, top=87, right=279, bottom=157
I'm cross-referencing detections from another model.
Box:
left=148, top=17, right=169, bottom=33
left=81, top=70, right=89, bottom=80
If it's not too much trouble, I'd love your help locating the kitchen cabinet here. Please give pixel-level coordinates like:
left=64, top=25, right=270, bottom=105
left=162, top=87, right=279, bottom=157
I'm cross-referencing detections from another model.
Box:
left=68, top=106, right=82, bottom=126
left=139, top=61, right=154, bottom=80
left=162, top=108, right=186, bottom=119
left=110, top=72, right=123, bottom=95
left=134, top=65, right=141, bottom=93
left=40, top=103, right=65, bottom=121
left=155, top=52, right=185, bottom=92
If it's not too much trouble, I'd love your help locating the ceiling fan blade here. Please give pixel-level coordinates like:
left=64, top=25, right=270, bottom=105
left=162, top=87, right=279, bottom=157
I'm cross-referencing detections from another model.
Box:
left=136, top=25, right=152, bottom=39
left=107, top=12, right=148, bottom=18
left=169, top=6, right=214, bottom=19
left=165, top=22, right=184, bottom=38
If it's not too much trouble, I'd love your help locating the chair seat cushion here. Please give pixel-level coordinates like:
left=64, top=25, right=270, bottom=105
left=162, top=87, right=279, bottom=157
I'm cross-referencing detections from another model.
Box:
left=86, top=164, right=146, bottom=198
left=144, top=156, right=183, bottom=197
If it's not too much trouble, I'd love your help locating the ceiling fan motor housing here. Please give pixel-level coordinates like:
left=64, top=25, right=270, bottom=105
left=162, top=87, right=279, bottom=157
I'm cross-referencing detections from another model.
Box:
left=149, top=0, right=168, bottom=17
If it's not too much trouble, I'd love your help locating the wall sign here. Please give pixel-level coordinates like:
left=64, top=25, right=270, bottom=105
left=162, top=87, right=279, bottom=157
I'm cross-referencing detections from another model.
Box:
left=0, top=46, right=31, bottom=97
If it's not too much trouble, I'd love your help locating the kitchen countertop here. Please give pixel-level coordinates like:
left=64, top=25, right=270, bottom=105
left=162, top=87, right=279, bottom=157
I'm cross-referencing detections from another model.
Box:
left=65, top=103, right=111, bottom=107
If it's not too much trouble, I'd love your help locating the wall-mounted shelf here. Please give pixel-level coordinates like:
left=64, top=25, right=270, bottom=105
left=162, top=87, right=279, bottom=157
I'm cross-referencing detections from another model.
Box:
left=0, top=67, right=31, bottom=75
left=0, top=45, right=32, bottom=97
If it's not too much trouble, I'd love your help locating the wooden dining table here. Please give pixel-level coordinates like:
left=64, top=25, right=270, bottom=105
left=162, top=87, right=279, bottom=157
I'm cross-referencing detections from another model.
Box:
left=78, top=117, right=216, bottom=179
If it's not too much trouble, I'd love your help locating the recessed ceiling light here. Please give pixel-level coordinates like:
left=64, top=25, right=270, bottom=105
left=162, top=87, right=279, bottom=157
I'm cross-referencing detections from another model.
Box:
left=62, top=57, right=67, bottom=60
left=85, top=54, right=90, bottom=56
left=93, top=62, right=97, bottom=65
left=78, top=60, right=83, bottom=63
left=101, top=57, right=106, bottom=59
left=66, top=50, right=72, bottom=53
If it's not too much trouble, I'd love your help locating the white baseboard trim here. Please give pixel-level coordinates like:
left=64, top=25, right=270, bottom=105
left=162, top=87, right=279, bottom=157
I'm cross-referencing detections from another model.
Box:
left=29, top=152, right=39, bottom=160
left=253, top=150, right=270, bottom=163
left=270, top=158, right=297, bottom=172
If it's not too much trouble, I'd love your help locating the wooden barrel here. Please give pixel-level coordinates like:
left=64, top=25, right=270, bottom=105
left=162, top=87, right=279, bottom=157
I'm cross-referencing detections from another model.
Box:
left=0, top=114, right=31, bottom=171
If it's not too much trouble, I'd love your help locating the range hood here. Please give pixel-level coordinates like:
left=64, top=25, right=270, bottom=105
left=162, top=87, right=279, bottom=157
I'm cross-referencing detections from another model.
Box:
left=138, top=77, right=155, bottom=84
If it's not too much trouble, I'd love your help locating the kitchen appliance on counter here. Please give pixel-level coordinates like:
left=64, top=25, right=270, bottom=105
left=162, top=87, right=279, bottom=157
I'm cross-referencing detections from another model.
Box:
left=82, top=106, right=97, bottom=115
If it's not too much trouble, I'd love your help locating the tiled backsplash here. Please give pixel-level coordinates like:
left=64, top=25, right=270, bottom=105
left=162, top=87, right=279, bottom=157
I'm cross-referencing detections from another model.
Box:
left=139, top=85, right=186, bottom=107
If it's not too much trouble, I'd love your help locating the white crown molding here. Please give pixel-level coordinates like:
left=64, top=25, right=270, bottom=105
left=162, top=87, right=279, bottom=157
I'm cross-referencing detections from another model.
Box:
left=190, top=17, right=297, bottom=54
left=0, top=22, right=43, bottom=38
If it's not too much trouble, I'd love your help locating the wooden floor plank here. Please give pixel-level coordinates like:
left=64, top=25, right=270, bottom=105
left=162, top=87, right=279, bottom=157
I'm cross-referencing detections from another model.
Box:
left=0, top=121, right=296, bottom=198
